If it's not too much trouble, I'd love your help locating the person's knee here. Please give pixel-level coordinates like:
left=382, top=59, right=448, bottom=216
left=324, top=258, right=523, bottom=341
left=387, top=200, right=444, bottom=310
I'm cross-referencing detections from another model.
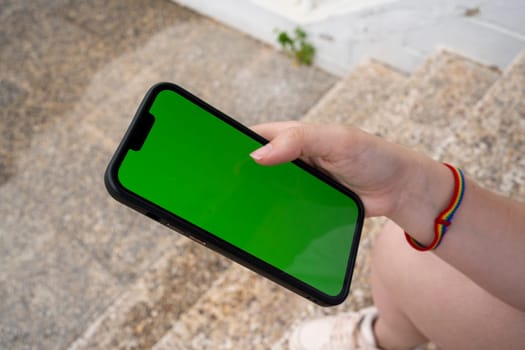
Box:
left=370, top=220, right=436, bottom=302
left=371, top=220, right=407, bottom=287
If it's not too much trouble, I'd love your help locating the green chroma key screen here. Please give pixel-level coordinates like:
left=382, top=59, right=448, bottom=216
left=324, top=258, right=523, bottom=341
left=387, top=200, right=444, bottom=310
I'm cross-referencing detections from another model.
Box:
left=117, top=87, right=361, bottom=297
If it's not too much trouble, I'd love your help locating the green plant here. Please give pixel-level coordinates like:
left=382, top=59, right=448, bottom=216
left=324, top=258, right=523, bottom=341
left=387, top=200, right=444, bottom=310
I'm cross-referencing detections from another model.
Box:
left=276, top=27, right=316, bottom=66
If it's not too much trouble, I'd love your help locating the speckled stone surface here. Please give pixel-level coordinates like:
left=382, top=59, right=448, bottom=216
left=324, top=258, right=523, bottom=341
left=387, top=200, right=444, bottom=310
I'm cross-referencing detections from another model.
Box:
left=153, top=264, right=306, bottom=350
left=0, top=1, right=336, bottom=349
left=302, top=60, right=407, bottom=125
left=0, top=0, right=200, bottom=186
left=0, top=182, right=122, bottom=349
left=147, top=50, right=523, bottom=350
left=11, top=121, right=179, bottom=283
left=360, top=50, right=501, bottom=140
left=441, top=51, right=525, bottom=200
left=68, top=239, right=230, bottom=350
left=2, top=1, right=523, bottom=349
left=152, top=217, right=383, bottom=350
left=80, top=21, right=336, bottom=149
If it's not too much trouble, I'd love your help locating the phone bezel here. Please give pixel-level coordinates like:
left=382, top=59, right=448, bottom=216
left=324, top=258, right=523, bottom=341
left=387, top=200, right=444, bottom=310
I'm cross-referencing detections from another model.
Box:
left=105, top=82, right=365, bottom=306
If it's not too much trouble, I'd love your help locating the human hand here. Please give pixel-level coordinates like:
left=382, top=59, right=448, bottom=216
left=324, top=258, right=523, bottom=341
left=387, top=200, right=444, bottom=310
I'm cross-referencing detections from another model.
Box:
left=250, top=121, right=423, bottom=218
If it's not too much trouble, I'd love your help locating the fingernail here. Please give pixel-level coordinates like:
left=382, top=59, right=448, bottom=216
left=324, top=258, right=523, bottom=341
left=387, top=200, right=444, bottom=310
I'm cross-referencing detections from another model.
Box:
left=250, top=143, right=272, bottom=160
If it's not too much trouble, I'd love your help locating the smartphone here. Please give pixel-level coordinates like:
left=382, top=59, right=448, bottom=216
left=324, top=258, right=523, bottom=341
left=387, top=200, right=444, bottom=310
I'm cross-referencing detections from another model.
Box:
left=105, top=83, right=364, bottom=306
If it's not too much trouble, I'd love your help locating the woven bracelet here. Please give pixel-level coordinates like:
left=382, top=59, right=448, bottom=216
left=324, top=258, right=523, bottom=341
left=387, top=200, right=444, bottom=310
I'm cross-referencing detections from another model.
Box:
left=404, top=163, right=466, bottom=251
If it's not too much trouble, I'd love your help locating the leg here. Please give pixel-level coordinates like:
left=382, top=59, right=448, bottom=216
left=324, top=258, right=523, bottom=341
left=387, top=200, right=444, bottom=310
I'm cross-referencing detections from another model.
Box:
left=371, top=261, right=427, bottom=349
left=371, top=220, right=525, bottom=350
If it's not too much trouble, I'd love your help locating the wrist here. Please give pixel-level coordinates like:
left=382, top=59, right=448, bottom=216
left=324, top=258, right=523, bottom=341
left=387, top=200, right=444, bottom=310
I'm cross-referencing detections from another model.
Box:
left=388, top=154, right=455, bottom=246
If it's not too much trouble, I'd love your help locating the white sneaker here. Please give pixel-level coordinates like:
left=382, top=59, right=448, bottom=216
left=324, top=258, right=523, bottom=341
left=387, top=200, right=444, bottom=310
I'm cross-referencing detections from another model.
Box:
left=289, top=307, right=380, bottom=350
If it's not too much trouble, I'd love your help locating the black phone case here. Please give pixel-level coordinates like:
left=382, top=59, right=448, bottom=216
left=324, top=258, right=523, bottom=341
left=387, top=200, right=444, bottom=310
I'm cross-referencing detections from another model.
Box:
left=105, top=82, right=365, bottom=306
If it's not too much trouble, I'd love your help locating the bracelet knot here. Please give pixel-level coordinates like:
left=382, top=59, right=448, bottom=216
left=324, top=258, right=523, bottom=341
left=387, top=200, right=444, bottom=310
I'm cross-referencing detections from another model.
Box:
left=404, top=163, right=466, bottom=251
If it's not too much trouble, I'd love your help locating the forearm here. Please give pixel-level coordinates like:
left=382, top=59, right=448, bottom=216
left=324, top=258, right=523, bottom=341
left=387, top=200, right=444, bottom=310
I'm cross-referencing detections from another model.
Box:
left=250, top=122, right=525, bottom=309
left=390, top=151, right=525, bottom=310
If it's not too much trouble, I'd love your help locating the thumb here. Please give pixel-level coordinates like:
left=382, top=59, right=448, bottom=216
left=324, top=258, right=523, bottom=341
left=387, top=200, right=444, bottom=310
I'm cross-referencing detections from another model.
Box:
left=249, top=124, right=332, bottom=165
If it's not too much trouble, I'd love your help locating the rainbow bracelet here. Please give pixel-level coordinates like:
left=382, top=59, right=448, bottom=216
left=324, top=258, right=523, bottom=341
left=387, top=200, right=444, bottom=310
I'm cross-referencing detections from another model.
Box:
left=404, top=163, right=466, bottom=251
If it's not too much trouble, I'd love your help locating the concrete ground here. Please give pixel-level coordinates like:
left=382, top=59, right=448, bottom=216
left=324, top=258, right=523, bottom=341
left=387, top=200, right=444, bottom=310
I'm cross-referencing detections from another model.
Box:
left=0, top=1, right=336, bottom=348
left=2, top=1, right=524, bottom=349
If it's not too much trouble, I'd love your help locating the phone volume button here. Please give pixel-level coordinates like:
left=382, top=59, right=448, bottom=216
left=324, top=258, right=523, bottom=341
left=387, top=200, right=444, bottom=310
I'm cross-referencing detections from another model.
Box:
left=161, top=221, right=174, bottom=229
left=160, top=221, right=183, bottom=234
left=187, top=235, right=207, bottom=246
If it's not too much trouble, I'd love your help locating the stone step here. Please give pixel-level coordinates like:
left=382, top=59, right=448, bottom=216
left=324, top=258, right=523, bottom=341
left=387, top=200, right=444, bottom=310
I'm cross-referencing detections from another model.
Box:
left=360, top=50, right=501, bottom=149
left=269, top=53, right=505, bottom=350
left=302, top=59, right=407, bottom=125
left=68, top=239, right=230, bottom=350
left=440, top=50, right=525, bottom=200
left=62, top=36, right=511, bottom=349
left=150, top=61, right=408, bottom=349
left=61, top=11, right=337, bottom=350
left=73, top=58, right=404, bottom=349
left=148, top=51, right=506, bottom=349
left=149, top=219, right=384, bottom=350
left=271, top=51, right=510, bottom=349
left=152, top=263, right=305, bottom=350
left=80, top=19, right=337, bottom=150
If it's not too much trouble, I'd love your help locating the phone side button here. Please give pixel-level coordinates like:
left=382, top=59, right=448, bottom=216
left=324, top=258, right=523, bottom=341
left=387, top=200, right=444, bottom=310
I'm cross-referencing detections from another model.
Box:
left=161, top=221, right=189, bottom=238
left=161, top=221, right=178, bottom=231
left=187, top=235, right=207, bottom=246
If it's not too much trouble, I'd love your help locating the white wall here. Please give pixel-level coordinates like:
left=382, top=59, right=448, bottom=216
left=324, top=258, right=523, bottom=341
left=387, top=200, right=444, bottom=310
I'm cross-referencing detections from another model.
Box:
left=172, top=0, right=525, bottom=75
left=249, top=0, right=396, bottom=23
